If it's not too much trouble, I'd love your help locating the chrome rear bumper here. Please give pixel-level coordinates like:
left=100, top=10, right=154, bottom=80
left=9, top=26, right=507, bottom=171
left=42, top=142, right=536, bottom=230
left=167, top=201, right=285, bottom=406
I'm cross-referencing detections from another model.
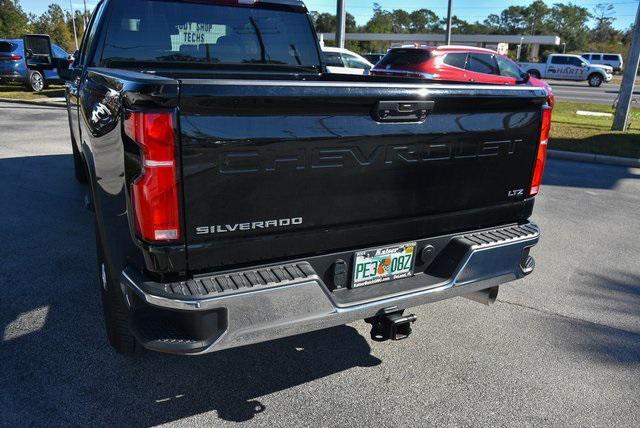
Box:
left=121, top=222, right=539, bottom=354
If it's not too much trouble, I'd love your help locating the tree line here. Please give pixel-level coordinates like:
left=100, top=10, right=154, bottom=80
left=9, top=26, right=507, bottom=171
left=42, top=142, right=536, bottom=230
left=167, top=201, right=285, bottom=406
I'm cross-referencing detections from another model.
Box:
left=0, top=0, right=90, bottom=53
left=311, top=1, right=634, bottom=58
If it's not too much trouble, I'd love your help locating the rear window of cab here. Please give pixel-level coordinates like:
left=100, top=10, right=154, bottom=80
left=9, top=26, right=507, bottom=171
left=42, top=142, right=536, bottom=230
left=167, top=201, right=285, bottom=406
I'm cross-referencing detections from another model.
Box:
left=100, top=0, right=320, bottom=69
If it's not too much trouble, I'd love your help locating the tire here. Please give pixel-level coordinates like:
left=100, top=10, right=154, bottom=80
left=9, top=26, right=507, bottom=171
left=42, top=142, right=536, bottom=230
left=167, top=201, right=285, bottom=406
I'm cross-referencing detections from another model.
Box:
left=588, top=73, right=603, bottom=87
left=96, top=225, right=141, bottom=355
left=27, top=70, right=45, bottom=92
left=71, top=137, right=88, bottom=184
left=527, top=69, right=541, bottom=79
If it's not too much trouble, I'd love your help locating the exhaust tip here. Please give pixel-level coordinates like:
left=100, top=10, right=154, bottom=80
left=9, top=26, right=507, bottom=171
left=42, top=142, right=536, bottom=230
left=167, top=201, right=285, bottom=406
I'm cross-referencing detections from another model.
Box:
left=463, top=286, right=499, bottom=306
left=521, top=255, right=535, bottom=276
left=519, top=246, right=535, bottom=276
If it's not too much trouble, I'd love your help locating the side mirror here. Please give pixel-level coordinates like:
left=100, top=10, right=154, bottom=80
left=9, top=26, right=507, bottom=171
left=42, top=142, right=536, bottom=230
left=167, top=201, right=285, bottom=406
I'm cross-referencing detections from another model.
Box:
left=581, top=62, right=588, bottom=67
left=518, top=72, right=530, bottom=83
left=24, top=48, right=33, bottom=59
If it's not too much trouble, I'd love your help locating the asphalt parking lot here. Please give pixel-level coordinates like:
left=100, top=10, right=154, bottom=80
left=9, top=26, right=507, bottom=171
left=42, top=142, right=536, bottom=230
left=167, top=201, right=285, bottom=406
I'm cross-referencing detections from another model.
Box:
left=1, top=101, right=639, bottom=427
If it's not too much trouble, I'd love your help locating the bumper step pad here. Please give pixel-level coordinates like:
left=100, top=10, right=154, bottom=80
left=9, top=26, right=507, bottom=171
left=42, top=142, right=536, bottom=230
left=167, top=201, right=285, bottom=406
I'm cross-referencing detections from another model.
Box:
left=457, top=223, right=539, bottom=248
left=141, top=262, right=318, bottom=300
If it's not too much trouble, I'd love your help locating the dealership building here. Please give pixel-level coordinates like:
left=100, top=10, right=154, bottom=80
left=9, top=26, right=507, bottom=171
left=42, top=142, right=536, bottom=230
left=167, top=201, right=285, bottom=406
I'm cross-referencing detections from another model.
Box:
left=319, top=33, right=561, bottom=59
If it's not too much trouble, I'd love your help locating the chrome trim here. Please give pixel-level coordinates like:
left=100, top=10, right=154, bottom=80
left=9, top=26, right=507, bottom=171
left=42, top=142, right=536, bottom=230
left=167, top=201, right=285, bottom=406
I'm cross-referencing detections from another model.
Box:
left=179, top=78, right=548, bottom=94
left=121, top=223, right=539, bottom=354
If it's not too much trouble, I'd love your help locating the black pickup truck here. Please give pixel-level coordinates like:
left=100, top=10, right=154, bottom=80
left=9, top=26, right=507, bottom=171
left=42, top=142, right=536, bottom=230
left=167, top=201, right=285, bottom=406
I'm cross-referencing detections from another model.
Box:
left=64, top=0, right=550, bottom=355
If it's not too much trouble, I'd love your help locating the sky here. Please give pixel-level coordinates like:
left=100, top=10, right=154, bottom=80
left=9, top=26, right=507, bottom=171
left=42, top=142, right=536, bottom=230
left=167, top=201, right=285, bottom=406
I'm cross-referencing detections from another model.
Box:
left=20, top=0, right=639, bottom=30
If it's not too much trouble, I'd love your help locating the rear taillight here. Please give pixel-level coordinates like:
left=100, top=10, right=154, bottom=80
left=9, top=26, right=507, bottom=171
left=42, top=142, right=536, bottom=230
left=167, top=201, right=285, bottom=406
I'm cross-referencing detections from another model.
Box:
left=529, top=106, right=552, bottom=196
left=1, top=54, right=22, bottom=60
left=124, top=111, right=181, bottom=242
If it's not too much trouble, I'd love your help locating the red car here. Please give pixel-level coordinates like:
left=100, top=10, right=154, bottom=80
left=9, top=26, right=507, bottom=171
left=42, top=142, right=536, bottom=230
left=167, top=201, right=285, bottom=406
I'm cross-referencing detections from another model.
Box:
left=371, top=45, right=554, bottom=106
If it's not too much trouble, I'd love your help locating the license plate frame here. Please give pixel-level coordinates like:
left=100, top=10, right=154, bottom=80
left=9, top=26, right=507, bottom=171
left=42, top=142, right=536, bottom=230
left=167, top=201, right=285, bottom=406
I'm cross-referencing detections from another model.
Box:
left=352, top=241, right=417, bottom=288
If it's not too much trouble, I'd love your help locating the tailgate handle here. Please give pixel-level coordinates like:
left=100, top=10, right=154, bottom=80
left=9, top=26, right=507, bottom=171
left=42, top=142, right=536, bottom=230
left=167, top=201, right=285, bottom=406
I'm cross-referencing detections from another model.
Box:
left=373, top=100, right=434, bottom=123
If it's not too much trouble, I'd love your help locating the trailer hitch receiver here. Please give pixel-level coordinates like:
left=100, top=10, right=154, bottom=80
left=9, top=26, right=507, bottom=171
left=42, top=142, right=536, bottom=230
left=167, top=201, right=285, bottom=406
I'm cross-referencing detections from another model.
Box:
left=366, top=310, right=417, bottom=342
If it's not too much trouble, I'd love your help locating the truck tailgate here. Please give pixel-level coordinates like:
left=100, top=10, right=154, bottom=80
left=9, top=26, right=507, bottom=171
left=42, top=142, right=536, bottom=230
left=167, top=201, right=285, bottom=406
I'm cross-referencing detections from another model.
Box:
left=178, top=79, right=547, bottom=271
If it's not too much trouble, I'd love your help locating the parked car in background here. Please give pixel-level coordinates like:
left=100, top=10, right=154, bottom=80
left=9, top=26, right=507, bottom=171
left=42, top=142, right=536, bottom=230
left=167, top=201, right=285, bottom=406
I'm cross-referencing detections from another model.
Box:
left=0, top=38, right=70, bottom=91
left=370, top=45, right=554, bottom=106
left=322, top=47, right=374, bottom=74
left=371, top=45, right=529, bottom=84
left=362, top=53, right=385, bottom=64
left=580, top=53, right=623, bottom=73
left=518, top=54, right=613, bottom=87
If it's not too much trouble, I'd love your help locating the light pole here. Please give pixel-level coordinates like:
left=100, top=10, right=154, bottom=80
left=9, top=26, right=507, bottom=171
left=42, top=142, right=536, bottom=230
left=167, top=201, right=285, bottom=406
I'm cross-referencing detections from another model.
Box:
left=445, top=0, right=453, bottom=45
left=68, top=0, right=78, bottom=49
left=516, top=37, right=524, bottom=61
left=612, top=1, right=640, bottom=131
left=561, top=42, right=566, bottom=53
left=336, top=0, right=346, bottom=48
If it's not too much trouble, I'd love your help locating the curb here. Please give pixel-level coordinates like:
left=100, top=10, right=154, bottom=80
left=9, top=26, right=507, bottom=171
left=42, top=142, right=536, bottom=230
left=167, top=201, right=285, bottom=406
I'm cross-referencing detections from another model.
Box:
left=548, top=149, right=640, bottom=168
left=0, top=97, right=65, bottom=108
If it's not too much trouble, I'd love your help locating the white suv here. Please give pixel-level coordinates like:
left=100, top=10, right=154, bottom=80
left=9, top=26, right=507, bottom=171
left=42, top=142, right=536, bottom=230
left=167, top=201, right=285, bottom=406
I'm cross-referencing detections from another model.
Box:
left=581, top=53, right=623, bottom=73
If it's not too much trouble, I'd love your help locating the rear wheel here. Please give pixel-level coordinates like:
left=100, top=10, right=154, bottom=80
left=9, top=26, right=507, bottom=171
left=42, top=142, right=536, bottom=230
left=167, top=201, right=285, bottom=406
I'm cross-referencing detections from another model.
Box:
left=96, top=225, right=141, bottom=355
left=588, top=74, right=603, bottom=87
left=527, top=70, right=541, bottom=79
left=27, top=70, right=44, bottom=92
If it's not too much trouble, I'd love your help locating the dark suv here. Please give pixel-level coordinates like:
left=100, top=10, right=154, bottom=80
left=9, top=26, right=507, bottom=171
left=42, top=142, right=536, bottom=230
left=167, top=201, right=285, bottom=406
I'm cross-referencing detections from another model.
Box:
left=0, top=38, right=69, bottom=91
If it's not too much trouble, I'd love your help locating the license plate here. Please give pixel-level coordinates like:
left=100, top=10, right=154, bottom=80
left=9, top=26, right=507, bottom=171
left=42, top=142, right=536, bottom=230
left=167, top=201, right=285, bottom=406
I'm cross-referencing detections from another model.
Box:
left=352, top=242, right=416, bottom=287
